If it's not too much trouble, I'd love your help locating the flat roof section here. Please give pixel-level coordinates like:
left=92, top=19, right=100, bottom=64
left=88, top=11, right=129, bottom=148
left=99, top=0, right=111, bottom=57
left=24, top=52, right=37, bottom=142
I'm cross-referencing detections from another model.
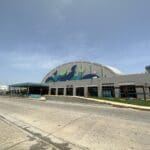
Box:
left=9, top=82, right=48, bottom=88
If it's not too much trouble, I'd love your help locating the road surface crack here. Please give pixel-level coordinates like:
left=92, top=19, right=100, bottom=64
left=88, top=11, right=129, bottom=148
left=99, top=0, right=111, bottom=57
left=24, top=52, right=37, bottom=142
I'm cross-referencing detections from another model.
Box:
left=48, top=114, right=91, bottom=135
left=0, top=113, right=88, bottom=150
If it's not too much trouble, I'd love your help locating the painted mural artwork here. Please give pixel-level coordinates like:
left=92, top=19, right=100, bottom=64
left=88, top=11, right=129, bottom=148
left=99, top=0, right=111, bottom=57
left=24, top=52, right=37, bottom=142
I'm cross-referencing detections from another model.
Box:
left=45, top=65, right=99, bottom=83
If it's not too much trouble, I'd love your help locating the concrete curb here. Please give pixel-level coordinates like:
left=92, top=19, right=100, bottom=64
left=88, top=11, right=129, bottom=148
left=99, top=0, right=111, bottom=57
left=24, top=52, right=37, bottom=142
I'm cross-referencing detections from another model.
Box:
left=45, top=95, right=150, bottom=111
left=75, top=96, right=150, bottom=111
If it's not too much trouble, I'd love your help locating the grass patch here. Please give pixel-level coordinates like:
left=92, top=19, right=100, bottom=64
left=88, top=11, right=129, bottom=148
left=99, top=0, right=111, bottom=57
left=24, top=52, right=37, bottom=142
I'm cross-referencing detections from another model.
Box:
left=89, top=97, right=150, bottom=107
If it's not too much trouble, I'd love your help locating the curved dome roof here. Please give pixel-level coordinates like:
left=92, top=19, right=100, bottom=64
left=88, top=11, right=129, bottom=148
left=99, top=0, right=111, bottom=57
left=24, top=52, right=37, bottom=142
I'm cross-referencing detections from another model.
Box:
left=105, top=65, right=123, bottom=75
left=42, top=61, right=122, bottom=83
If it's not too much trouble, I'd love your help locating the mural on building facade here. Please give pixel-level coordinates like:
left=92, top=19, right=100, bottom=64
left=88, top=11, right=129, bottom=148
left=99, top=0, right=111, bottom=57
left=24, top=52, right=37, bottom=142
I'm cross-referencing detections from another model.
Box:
left=45, top=65, right=99, bottom=83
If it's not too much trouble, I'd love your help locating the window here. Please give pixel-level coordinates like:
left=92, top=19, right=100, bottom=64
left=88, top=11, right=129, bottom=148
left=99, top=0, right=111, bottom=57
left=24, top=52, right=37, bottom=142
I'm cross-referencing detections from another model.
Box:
left=58, top=88, right=64, bottom=95
left=76, top=87, right=84, bottom=96
left=66, top=88, right=73, bottom=96
left=120, top=85, right=137, bottom=98
left=51, top=88, right=56, bottom=95
left=88, top=87, right=98, bottom=97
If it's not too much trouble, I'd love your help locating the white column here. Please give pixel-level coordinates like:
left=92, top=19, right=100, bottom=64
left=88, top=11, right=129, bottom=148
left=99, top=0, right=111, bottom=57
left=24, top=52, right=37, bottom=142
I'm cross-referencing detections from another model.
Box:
left=73, top=87, right=76, bottom=96
left=145, top=87, right=149, bottom=99
left=115, top=88, right=120, bottom=98
left=136, top=87, right=143, bottom=99
left=64, top=88, right=66, bottom=96
left=98, top=84, right=102, bottom=97
left=56, top=88, right=58, bottom=95
left=84, top=87, right=88, bottom=97
left=48, top=86, right=51, bottom=95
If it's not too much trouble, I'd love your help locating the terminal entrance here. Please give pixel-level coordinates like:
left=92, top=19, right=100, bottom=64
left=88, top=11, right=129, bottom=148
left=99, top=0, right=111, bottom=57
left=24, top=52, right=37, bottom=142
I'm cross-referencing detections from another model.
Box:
left=88, top=86, right=98, bottom=97
left=76, top=87, right=84, bottom=96
left=29, top=87, right=48, bottom=95
left=102, top=86, right=115, bottom=97
left=120, top=85, right=137, bottom=98
left=66, top=88, right=73, bottom=96
left=58, top=88, right=64, bottom=95
left=51, top=88, right=56, bottom=95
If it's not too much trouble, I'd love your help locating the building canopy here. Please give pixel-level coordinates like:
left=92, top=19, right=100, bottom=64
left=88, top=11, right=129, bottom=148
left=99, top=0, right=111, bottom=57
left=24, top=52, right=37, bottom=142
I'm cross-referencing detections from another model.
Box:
left=9, top=82, right=49, bottom=95
left=10, top=82, right=48, bottom=88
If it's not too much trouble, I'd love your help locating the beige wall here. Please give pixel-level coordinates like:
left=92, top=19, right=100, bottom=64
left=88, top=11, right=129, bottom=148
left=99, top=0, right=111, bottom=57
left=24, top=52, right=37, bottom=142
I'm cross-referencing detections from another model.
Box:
left=47, top=73, right=150, bottom=99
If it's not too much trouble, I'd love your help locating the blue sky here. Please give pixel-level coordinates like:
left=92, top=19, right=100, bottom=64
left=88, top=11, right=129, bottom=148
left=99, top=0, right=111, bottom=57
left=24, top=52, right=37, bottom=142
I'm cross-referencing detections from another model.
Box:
left=0, top=0, right=150, bottom=84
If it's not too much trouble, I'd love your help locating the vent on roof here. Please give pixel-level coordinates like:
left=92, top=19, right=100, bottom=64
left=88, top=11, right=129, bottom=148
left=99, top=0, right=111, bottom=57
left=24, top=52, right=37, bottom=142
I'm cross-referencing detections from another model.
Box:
left=145, top=65, right=150, bottom=73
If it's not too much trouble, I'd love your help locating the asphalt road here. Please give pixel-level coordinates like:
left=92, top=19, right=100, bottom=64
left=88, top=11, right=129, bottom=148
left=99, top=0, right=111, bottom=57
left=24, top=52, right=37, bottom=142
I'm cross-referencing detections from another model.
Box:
left=0, top=97, right=150, bottom=150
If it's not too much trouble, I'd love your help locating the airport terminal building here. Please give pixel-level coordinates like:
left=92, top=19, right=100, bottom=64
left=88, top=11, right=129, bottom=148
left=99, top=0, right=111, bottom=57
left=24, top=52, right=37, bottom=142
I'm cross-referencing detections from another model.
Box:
left=42, top=61, right=150, bottom=100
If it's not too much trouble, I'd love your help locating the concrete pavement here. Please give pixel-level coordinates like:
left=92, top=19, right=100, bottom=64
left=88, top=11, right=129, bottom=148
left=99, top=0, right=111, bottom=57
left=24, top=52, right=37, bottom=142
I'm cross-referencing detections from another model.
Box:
left=0, top=113, right=86, bottom=150
left=0, top=115, right=56, bottom=150
left=0, top=96, right=150, bottom=150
